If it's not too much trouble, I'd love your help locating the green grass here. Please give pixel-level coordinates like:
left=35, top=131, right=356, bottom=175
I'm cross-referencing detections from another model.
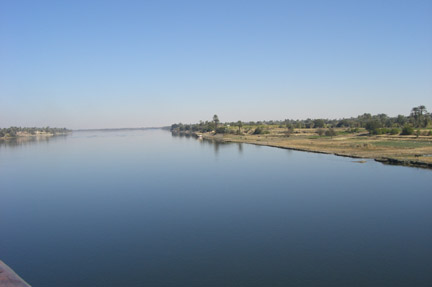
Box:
left=373, top=141, right=432, bottom=148
left=308, top=135, right=333, bottom=139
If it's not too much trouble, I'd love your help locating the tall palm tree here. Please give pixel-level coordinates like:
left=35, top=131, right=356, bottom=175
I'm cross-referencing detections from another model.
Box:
left=213, top=115, right=219, bottom=129
left=237, top=121, right=243, bottom=133
left=411, top=107, right=420, bottom=127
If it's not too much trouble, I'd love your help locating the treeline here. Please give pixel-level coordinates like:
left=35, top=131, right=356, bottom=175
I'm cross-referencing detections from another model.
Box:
left=0, top=127, right=71, bottom=138
left=171, top=105, right=432, bottom=136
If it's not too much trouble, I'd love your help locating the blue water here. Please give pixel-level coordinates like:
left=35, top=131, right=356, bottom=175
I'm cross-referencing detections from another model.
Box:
left=1, top=130, right=431, bottom=287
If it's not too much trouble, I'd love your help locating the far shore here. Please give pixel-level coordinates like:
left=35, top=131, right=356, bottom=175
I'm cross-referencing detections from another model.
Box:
left=175, top=129, right=432, bottom=170
left=0, top=131, right=70, bottom=140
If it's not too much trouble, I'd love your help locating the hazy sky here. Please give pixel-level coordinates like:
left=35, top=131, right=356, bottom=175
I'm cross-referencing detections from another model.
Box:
left=1, top=0, right=431, bottom=129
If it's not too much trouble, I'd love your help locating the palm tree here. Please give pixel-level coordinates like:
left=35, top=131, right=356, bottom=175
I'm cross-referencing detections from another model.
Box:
left=213, top=115, right=219, bottom=129
left=411, top=105, right=428, bottom=127
left=411, top=107, right=420, bottom=127
left=237, top=121, right=243, bottom=133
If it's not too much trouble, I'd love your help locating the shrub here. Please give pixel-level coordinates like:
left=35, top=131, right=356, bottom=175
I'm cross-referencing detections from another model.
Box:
left=215, top=126, right=228, bottom=134
left=389, top=128, right=400, bottom=135
left=347, top=127, right=359, bottom=133
left=253, top=126, right=269, bottom=135
left=313, top=119, right=325, bottom=128
left=401, top=125, right=414, bottom=135
left=316, top=128, right=325, bottom=136
left=365, top=120, right=382, bottom=135
left=325, top=128, right=337, bottom=137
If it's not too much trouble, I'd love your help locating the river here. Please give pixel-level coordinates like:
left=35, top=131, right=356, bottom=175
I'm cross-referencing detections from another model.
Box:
left=0, top=129, right=431, bottom=286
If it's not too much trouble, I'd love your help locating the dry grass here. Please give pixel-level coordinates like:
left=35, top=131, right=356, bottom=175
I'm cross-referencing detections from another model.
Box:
left=201, top=128, right=432, bottom=167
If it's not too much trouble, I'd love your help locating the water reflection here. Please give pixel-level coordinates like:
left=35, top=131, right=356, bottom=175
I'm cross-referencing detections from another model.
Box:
left=170, top=132, right=193, bottom=139
left=171, top=133, right=295, bottom=157
left=237, top=142, right=243, bottom=154
left=201, top=138, right=237, bottom=156
left=170, top=132, right=244, bottom=156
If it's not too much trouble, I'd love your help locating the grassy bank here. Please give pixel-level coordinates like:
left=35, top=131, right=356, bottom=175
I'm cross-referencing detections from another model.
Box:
left=193, top=127, right=432, bottom=169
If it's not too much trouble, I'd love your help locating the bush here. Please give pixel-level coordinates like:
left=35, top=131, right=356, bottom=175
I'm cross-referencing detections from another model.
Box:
left=365, top=120, right=382, bottom=135
left=325, top=128, right=337, bottom=137
left=401, top=125, right=414, bottom=135
left=253, top=126, right=269, bottom=135
left=215, top=126, right=228, bottom=134
left=377, top=128, right=386, bottom=135
left=389, top=128, right=400, bottom=135
left=313, top=119, right=325, bottom=128
left=316, top=128, right=325, bottom=136
left=347, top=127, right=359, bottom=133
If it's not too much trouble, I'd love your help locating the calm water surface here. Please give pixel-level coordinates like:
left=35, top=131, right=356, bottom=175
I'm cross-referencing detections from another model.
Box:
left=0, top=130, right=431, bottom=287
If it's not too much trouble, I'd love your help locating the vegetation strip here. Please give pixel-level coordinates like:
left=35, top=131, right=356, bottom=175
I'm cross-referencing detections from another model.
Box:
left=171, top=106, right=432, bottom=170
left=0, top=127, right=71, bottom=139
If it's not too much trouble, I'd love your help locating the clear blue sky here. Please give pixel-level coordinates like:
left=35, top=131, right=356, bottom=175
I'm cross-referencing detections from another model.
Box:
left=1, top=0, right=431, bottom=129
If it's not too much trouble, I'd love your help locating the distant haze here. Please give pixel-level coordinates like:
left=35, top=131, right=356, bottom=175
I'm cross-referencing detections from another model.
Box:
left=1, top=0, right=431, bottom=129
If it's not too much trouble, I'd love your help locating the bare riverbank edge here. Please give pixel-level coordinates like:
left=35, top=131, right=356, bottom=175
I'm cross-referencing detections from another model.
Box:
left=173, top=130, right=432, bottom=170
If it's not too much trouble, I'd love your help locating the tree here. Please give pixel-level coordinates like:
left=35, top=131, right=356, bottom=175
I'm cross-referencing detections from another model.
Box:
left=237, top=121, right=243, bottom=134
left=313, top=119, right=325, bottom=128
left=253, top=126, right=269, bottom=134
left=419, top=105, right=429, bottom=127
left=419, top=105, right=427, bottom=116
left=325, top=128, right=337, bottom=138
left=216, top=126, right=227, bottom=134
left=365, top=120, right=382, bottom=135
left=213, top=114, right=219, bottom=129
left=336, top=119, right=351, bottom=127
left=285, top=120, right=294, bottom=136
left=376, top=113, right=389, bottom=127
left=401, top=125, right=414, bottom=135
left=410, top=105, right=428, bottom=128
left=395, top=115, right=407, bottom=127
left=410, top=107, right=420, bottom=127
left=358, top=113, right=372, bottom=127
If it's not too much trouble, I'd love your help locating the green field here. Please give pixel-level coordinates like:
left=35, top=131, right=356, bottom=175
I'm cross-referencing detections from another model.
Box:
left=372, top=141, right=432, bottom=148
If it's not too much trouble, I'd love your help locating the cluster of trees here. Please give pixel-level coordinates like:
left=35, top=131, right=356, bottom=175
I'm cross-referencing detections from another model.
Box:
left=362, top=106, right=430, bottom=135
left=171, top=115, right=224, bottom=134
left=316, top=128, right=337, bottom=137
left=171, top=115, right=253, bottom=135
left=0, top=127, right=70, bottom=138
left=171, top=106, right=432, bottom=136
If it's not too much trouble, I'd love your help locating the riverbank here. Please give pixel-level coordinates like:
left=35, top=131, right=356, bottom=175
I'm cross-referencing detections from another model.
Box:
left=0, top=131, right=71, bottom=140
left=187, top=129, right=432, bottom=169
